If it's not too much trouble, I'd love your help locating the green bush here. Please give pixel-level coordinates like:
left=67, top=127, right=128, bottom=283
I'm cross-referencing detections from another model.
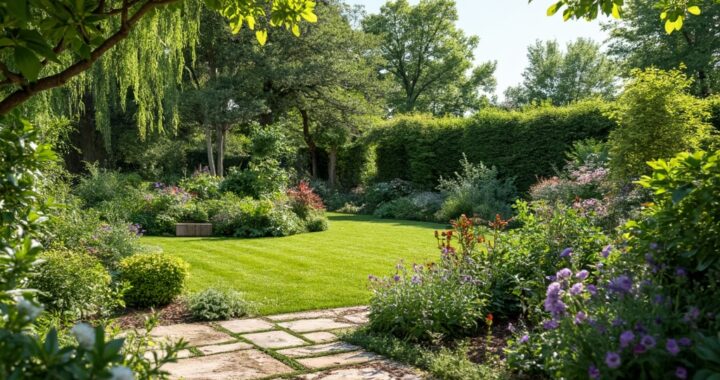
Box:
left=31, top=249, right=123, bottom=318
left=305, top=214, right=329, bottom=232
left=435, top=156, right=516, bottom=222
left=118, top=253, right=190, bottom=307
left=371, top=100, right=614, bottom=191
left=373, top=192, right=444, bottom=221
left=207, top=194, right=304, bottom=237
left=187, top=288, right=253, bottom=321
left=73, top=164, right=143, bottom=209
left=608, top=68, right=711, bottom=180
left=179, top=172, right=221, bottom=199
left=362, top=179, right=416, bottom=213
left=220, top=159, right=290, bottom=199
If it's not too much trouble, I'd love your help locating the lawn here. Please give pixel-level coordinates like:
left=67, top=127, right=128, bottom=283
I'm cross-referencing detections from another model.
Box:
left=141, top=213, right=447, bottom=315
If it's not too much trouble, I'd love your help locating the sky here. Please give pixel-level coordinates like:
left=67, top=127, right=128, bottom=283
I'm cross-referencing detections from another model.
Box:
left=344, top=0, right=610, bottom=100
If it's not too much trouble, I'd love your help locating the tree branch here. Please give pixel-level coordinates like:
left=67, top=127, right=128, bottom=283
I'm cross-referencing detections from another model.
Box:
left=0, top=0, right=179, bottom=115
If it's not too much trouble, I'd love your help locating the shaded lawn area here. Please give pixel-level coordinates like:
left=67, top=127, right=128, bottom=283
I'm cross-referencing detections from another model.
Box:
left=141, top=213, right=447, bottom=315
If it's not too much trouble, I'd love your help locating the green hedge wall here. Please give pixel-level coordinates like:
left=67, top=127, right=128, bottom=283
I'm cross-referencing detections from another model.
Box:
left=371, top=101, right=617, bottom=191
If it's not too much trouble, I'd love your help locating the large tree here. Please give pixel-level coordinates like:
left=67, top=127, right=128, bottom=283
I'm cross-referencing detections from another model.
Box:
left=504, top=38, right=617, bottom=107
left=362, top=0, right=495, bottom=115
left=604, top=0, right=720, bottom=97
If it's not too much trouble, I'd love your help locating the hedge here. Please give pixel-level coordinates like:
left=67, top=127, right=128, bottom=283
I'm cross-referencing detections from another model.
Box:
left=370, top=100, right=617, bottom=192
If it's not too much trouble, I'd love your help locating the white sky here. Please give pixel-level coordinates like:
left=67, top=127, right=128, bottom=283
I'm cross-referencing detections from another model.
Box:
left=344, top=0, right=610, bottom=100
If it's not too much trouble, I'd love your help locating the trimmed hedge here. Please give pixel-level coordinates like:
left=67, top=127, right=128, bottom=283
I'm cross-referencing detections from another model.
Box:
left=371, top=101, right=616, bottom=191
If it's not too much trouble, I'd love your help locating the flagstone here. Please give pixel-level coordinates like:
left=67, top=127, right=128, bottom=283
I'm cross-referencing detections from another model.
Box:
left=144, top=349, right=193, bottom=361
left=297, top=365, right=422, bottom=380
left=343, top=311, right=369, bottom=324
left=297, top=350, right=380, bottom=369
left=241, top=330, right=307, bottom=349
left=276, top=342, right=359, bottom=358
left=266, top=309, right=339, bottom=321
left=197, top=341, right=253, bottom=356
left=279, top=318, right=356, bottom=333
left=149, top=324, right=234, bottom=346
left=163, top=349, right=293, bottom=380
left=216, top=318, right=274, bottom=334
left=302, top=331, right=339, bottom=343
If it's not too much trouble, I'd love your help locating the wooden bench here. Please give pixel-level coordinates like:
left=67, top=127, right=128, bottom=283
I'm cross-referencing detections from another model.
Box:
left=176, top=223, right=213, bottom=237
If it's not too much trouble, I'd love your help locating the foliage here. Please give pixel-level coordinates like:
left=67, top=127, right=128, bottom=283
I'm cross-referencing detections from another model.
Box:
left=504, top=38, right=617, bottom=107
left=187, top=288, right=254, bottom=321
left=30, top=249, right=123, bottom=318
left=130, top=184, right=194, bottom=235
left=371, top=101, right=615, bottom=191
left=287, top=181, right=325, bottom=219
left=118, top=253, right=190, bottom=307
left=207, top=194, right=304, bottom=238
left=362, top=179, right=416, bottom=213
left=73, top=164, right=142, bottom=209
left=343, top=329, right=508, bottom=380
left=362, top=0, right=495, bottom=115
left=607, top=67, right=711, bottom=180
left=178, top=172, right=222, bottom=200
left=435, top=156, right=516, bottom=222
left=305, top=214, right=329, bottom=232
left=373, top=192, right=444, bottom=221
left=220, top=160, right=290, bottom=199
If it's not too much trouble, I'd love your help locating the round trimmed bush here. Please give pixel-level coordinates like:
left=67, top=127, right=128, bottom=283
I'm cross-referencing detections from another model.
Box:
left=305, top=214, right=329, bottom=232
left=187, top=288, right=253, bottom=321
left=118, top=253, right=189, bottom=307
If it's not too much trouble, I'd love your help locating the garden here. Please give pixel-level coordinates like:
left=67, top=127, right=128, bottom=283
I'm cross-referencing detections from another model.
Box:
left=1, top=0, right=720, bottom=379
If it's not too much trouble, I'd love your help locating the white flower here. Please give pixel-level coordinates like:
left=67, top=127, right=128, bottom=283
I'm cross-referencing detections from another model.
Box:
left=109, top=366, right=134, bottom=380
left=71, top=323, right=96, bottom=350
left=15, top=296, right=43, bottom=321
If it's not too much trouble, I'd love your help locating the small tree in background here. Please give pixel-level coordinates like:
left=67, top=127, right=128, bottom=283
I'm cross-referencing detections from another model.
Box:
left=607, top=67, right=711, bottom=180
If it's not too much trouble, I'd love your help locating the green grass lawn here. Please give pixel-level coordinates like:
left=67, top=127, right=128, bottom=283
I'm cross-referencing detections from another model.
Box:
left=141, top=213, right=446, bottom=315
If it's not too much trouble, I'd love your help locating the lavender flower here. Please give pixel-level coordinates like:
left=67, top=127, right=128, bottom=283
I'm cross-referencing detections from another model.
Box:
left=574, top=311, right=587, bottom=324
left=608, top=275, right=633, bottom=293
left=586, top=284, right=597, bottom=296
left=675, top=367, right=687, bottom=379
left=678, top=337, right=692, bottom=347
left=666, top=339, right=680, bottom=356
left=588, top=365, right=600, bottom=379
left=611, top=317, right=624, bottom=327
left=640, top=335, right=656, bottom=349
left=633, top=343, right=646, bottom=355
left=411, top=275, right=421, bottom=284
left=543, top=320, right=559, bottom=330
left=519, top=335, right=529, bottom=344
left=575, top=270, right=589, bottom=281
left=605, top=351, right=621, bottom=369
left=556, top=268, right=572, bottom=280
left=620, top=330, right=635, bottom=348
left=560, top=247, right=573, bottom=258
left=601, top=245, right=612, bottom=258
left=569, top=283, right=584, bottom=295
left=393, top=275, right=401, bottom=282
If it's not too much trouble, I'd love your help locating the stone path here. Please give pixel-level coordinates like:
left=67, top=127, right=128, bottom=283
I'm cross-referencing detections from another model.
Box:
left=143, top=306, right=423, bottom=379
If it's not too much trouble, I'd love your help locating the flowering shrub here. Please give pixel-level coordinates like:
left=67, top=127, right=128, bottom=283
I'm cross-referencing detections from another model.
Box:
left=119, top=253, right=190, bottom=307
left=287, top=181, right=325, bottom=219
left=178, top=171, right=221, bottom=200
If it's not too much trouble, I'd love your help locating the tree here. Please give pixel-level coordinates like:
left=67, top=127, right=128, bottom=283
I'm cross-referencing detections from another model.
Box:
left=363, top=0, right=495, bottom=115
left=0, top=0, right=317, bottom=116
left=604, top=0, right=720, bottom=97
left=504, top=38, right=617, bottom=107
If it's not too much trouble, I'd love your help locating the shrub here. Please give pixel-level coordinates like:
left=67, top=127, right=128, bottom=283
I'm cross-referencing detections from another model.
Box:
left=74, top=164, right=142, bottom=208
left=363, top=179, right=415, bottom=213
left=608, top=68, right=711, bottom=180
left=287, top=181, right=325, bottom=219
left=130, top=184, right=193, bottom=235
left=187, top=288, right=253, bottom=321
left=31, top=249, right=122, bottom=318
left=118, top=253, right=190, bottom=307
left=305, top=214, right=329, bottom=232
left=207, top=194, right=304, bottom=237
left=179, top=171, right=221, bottom=199
left=435, top=156, right=516, bottom=222
left=220, top=159, right=290, bottom=199
left=373, top=192, right=444, bottom=221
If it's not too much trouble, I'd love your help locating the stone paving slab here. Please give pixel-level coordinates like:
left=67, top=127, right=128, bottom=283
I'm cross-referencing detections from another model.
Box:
left=149, top=324, right=234, bottom=346
left=279, top=318, right=356, bottom=333
left=297, top=350, right=380, bottom=369
left=303, top=331, right=339, bottom=344
left=197, top=341, right=253, bottom=356
left=241, top=330, right=307, bottom=349
left=297, top=363, right=422, bottom=380
left=217, top=318, right=274, bottom=333
left=342, top=311, right=369, bottom=324
left=266, top=309, right=339, bottom=322
left=163, top=349, right=293, bottom=380
left=144, top=349, right=193, bottom=361
left=276, top=342, right=359, bottom=358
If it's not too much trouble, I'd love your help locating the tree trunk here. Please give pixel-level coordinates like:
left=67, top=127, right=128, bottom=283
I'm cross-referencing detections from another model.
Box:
left=300, top=109, right=318, bottom=178
left=205, top=126, right=216, bottom=176
left=328, top=147, right=338, bottom=188
left=215, top=126, right=226, bottom=177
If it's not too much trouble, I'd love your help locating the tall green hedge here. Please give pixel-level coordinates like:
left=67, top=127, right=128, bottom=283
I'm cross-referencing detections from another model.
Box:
left=371, top=101, right=616, bottom=191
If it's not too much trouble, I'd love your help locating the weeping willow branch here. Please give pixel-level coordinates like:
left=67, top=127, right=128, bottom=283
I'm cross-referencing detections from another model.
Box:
left=0, top=0, right=180, bottom=115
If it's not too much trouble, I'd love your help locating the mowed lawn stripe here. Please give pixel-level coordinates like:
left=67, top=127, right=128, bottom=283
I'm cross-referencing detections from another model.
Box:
left=141, top=213, right=446, bottom=315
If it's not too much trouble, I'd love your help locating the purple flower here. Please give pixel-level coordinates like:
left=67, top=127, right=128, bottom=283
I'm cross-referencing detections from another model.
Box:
left=679, top=337, right=692, bottom=347
left=544, top=297, right=567, bottom=316
left=588, top=364, right=600, bottom=379
left=560, top=247, right=573, bottom=258
left=575, top=270, right=589, bottom=281
left=575, top=311, right=587, bottom=324
left=546, top=282, right=562, bottom=298
left=653, top=294, right=664, bottom=305
left=393, top=275, right=401, bottom=282
left=640, top=335, right=656, bottom=349
left=675, top=367, right=687, bottom=379
left=612, top=317, right=625, bottom=327
left=605, top=351, right=621, bottom=369
left=586, top=284, right=597, bottom=296
left=411, top=275, right=421, bottom=284
left=601, top=245, right=612, bottom=258
left=620, top=330, right=635, bottom=348
left=684, top=307, right=700, bottom=322
left=519, top=334, right=529, bottom=344
left=556, top=268, right=572, bottom=280
left=666, top=339, right=680, bottom=356
left=608, top=275, right=633, bottom=293
left=633, top=343, right=646, bottom=355
left=543, top=320, right=559, bottom=330
left=675, top=267, right=687, bottom=277
left=570, top=283, right=584, bottom=295
left=545, top=275, right=556, bottom=281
